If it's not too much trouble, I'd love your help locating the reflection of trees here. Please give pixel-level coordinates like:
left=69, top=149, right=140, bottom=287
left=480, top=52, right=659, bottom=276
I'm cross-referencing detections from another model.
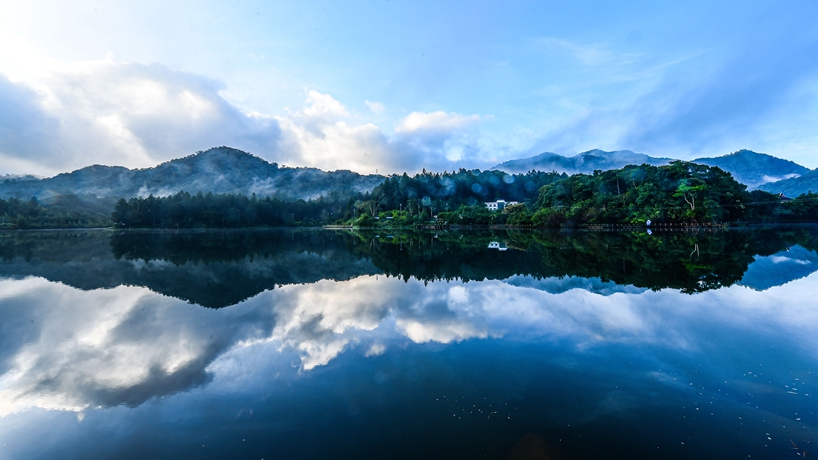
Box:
left=1, top=226, right=818, bottom=307
left=525, top=230, right=751, bottom=293
left=109, top=229, right=361, bottom=265
left=107, top=229, right=382, bottom=308
left=1, top=230, right=380, bottom=308
left=348, top=226, right=818, bottom=294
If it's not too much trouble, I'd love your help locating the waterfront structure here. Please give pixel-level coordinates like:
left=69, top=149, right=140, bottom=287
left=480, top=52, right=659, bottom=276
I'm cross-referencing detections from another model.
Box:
left=484, top=199, right=518, bottom=211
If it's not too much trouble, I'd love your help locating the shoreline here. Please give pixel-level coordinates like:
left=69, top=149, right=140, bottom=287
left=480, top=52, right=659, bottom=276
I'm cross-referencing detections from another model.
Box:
left=5, top=221, right=818, bottom=233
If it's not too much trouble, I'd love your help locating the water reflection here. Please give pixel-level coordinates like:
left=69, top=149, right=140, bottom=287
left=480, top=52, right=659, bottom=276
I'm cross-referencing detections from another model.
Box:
left=0, top=226, right=815, bottom=308
left=1, top=227, right=818, bottom=459
left=3, top=269, right=818, bottom=412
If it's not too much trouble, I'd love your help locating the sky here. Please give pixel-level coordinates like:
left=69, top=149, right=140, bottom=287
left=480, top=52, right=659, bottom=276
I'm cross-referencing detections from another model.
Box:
left=0, top=0, right=817, bottom=176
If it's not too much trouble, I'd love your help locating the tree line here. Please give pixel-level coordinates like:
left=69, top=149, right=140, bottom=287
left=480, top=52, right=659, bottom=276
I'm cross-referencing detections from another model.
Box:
left=110, top=191, right=356, bottom=228
left=363, top=161, right=818, bottom=228
left=0, top=195, right=113, bottom=229
left=2, top=162, right=817, bottom=229
left=110, top=169, right=567, bottom=229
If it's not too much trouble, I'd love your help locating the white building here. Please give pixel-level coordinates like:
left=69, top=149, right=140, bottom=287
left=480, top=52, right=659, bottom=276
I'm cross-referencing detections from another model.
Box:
left=484, top=199, right=519, bottom=211
left=488, top=241, right=508, bottom=251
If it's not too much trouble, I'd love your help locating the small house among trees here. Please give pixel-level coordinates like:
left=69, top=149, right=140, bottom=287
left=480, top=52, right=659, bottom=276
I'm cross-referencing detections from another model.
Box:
left=485, top=199, right=519, bottom=211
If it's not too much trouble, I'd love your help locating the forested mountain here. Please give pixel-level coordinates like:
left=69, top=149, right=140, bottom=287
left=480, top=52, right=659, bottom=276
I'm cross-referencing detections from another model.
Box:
left=758, top=168, right=818, bottom=197
left=523, top=161, right=818, bottom=227
left=492, top=149, right=673, bottom=174
left=493, top=148, right=811, bottom=191
left=1, top=145, right=816, bottom=229
left=2, top=146, right=811, bottom=206
left=0, top=147, right=384, bottom=202
left=692, top=149, right=810, bottom=189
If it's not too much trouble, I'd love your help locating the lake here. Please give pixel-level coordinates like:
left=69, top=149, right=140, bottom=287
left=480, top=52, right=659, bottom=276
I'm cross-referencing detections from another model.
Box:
left=1, top=226, right=817, bottom=459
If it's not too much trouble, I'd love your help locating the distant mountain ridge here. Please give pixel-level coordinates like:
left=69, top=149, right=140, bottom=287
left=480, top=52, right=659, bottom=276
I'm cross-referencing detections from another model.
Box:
left=491, top=149, right=673, bottom=175
left=0, top=147, right=385, bottom=202
left=758, top=168, right=818, bottom=197
left=2, top=146, right=815, bottom=203
left=692, top=150, right=810, bottom=190
left=0, top=174, right=40, bottom=183
left=492, top=148, right=812, bottom=191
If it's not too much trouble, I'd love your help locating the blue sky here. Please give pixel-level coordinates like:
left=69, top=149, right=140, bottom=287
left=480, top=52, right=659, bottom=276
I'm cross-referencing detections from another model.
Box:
left=1, top=0, right=816, bottom=175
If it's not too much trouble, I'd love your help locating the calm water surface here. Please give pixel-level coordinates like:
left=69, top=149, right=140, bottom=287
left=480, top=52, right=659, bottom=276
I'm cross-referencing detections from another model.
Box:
left=1, top=227, right=817, bottom=459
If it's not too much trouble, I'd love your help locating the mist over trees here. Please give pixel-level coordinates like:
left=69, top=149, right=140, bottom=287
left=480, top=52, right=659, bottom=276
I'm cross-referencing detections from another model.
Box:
left=105, top=169, right=564, bottom=228
left=2, top=161, right=817, bottom=230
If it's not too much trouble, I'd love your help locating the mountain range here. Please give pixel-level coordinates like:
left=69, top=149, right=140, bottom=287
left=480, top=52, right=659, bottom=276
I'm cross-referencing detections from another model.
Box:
left=1, top=146, right=815, bottom=203
left=691, top=150, right=811, bottom=189
left=757, top=169, right=818, bottom=197
left=492, top=149, right=674, bottom=175
left=0, top=147, right=384, bottom=202
left=491, top=148, right=813, bottom=192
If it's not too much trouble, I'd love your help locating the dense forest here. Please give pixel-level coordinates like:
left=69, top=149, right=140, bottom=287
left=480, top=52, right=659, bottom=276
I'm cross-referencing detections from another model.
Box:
left=526, top=161, right=818, bottom=227
left=107, top=169, right=566, bottom=229
left=1, top=161, right=817, bottom=229
left=363, top=161, right=818, bottom=227
left=0, top=195, right=114, bottom=229
left=110, top=192, right=353, bottom=228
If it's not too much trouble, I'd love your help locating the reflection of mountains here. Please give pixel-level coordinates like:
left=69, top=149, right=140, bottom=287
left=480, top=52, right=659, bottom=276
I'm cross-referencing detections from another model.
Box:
left=0, top=230, right=380, bottom=308
left=0, top=225, right=817, bottom=307
left=739, top=245, right=818, bottom=290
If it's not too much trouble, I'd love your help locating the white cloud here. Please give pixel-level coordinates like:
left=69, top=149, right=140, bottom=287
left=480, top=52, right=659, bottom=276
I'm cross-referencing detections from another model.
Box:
left=0, top=58, right=489, bottom=176
left=0, top=34, right=492, bottom=176
left=365, top=100, right=385, bottom=114
left=395, top=111, right=481, bottom=134
left=0, top=60, right=282, bottom=175
left=275, top=92, right=488, bottom=173
left=300, top=89, right=349, bottom=120
left=275, top=96, right=397, bottom=173
left=364, top=343, right=386, bottom=357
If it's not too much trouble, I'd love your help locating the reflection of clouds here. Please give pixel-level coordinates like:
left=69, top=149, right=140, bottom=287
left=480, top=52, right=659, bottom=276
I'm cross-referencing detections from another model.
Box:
left=770, top=256, right=810, bottom=265
left=364, top=343, right=386, bottom=357
left=0, top=277, right=276, bottom=416
left=269, top=277, right=402, bottom=369
left=397, top=319, right=487, bottom=344
left=2, top=271, right=818, bottom=416
left=263, top=273, right=818, bottom=365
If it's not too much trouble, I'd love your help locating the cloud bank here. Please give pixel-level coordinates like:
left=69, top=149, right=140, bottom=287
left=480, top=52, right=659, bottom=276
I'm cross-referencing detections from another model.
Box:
left=2, top=11, right=818, bottom=177
left=0, top=59, right=489, bottom=176
left=0, top=61, right=283, bottom=175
